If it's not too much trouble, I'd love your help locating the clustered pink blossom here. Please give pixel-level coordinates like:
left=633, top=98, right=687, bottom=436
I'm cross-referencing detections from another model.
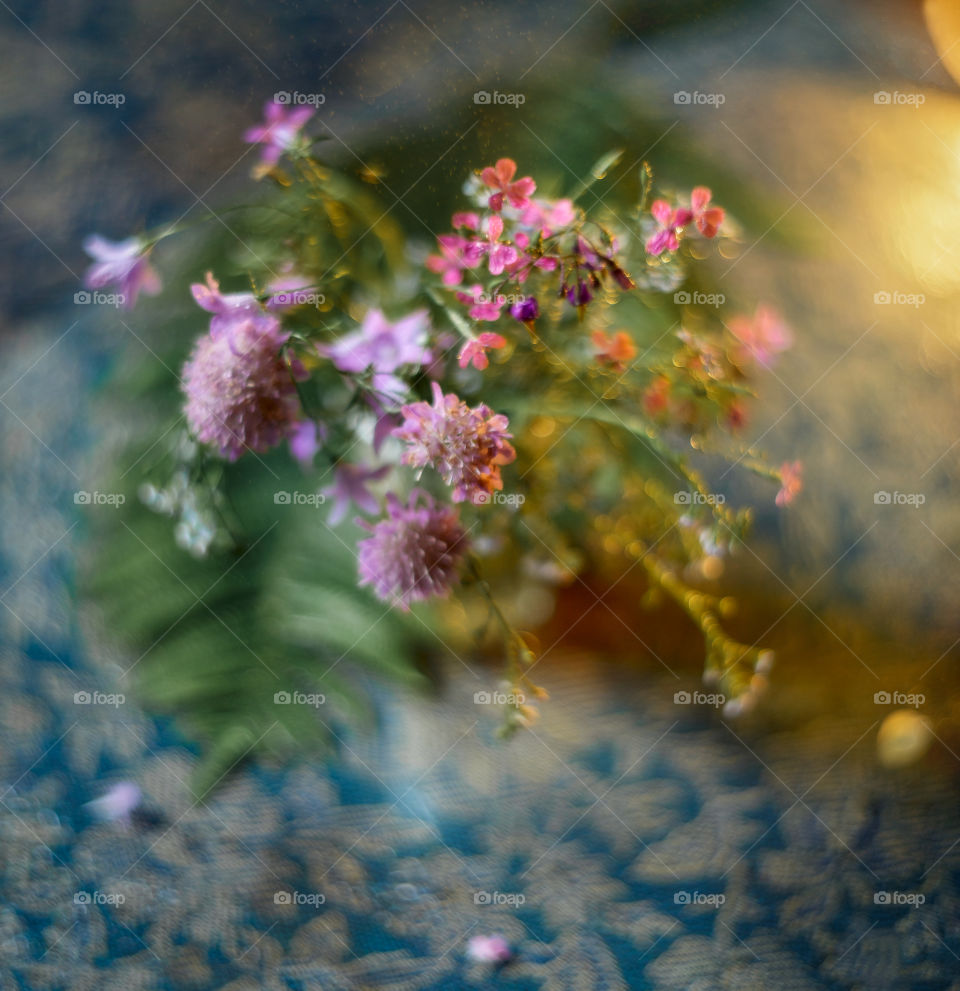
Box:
left=357, top=490, right=468, bottom=609
left=429, top=159, right=635, bottom=330
left=394, top=382, right=516, bottom=504
left=645, top=186, right=725, bottom=256
left=182, top=313, right=304, bottom=460
left=83, top=235, right=162, bottom=309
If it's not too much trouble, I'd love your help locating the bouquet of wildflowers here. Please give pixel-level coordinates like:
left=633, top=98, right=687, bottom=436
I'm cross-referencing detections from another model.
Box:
left=82, top=100, right=801, bottom=779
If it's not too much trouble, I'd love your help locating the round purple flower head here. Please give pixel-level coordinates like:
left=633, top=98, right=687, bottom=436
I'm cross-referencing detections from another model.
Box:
left=393, top=382, right=516, bottom=504
left=357, top=490, right=468, bottom=610
left=182, top=314, right=304, bottom=460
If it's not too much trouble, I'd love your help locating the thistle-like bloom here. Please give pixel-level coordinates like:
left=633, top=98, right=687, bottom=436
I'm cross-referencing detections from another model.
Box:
left=459, top=332, right=506, bottom=371
left=182, top=313, right=303, bottom=460
left=394, top=382, right=516, bottom=504
left=357, top=490, right=468, bottom=610
left=83, top=235, right=161, bottom=309
left=243, top=100, right=314, bottom=166
left=776, top=460, right=803, bottom=507
left=480, top=158, right=536, bottom=212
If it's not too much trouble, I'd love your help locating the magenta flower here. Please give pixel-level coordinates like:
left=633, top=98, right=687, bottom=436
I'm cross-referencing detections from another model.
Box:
left=85, top=781, right=142, bottom=827
left=83, top=235, right=162, bottom=309
left=776, top=460, right=803, bottom=507
left=451, top=211, right=480, bottom=230
left=480, top=158, right=536, bottom=212
left=455, top=284, right=506, bottom=322
left=243, top=100, right=314, bottom=166
left=728, top=305, right=793, bottom=369
left=645, top=200, right=694, bottom=256
left=459, top=332, right=506, bottom=371
left=357, top=490, right=468, bottom=610
left=393, top=381, right=516, bottom=504
left=467, top=934, right=512, bottom=965
left=691, top=186, right=724, bottom=238
left=323, top=462, right=390, bottom=526
left=182, top=313, right=304, bottom=460
left=510, top=296, right=539, bottom=323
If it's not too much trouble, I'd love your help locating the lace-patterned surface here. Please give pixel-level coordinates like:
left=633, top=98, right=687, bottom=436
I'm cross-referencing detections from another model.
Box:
left=2, top=330, right=959, bottom=991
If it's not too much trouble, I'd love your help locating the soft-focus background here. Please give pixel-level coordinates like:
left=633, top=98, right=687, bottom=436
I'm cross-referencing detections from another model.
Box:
left=3, top=0, right=960, bottom=987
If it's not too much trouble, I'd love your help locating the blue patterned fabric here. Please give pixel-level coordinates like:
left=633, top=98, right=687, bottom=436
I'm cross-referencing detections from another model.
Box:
left=1, top=329, right=958, bottom=990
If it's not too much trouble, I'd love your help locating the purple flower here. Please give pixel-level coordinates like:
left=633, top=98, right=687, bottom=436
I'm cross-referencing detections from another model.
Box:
left=85, top=781, right=142, bottom=827
left=322, top=463, right=390, bottom=526
left=82, top=235, right=161, bottom=309
left=393, top=382, right=516, bottom=504
left=191, top=271, right=262, bottom=339
left=509, top=296, right=539, bottom=323
left=322, top=309, right=432, bottom=404
left=289, top=419, right=326, bottom=467
left=243, top=100, right=314, bottom=167
left=357, top=490, right=468, bottom=610
left=182, top=314, right=304, bottom=460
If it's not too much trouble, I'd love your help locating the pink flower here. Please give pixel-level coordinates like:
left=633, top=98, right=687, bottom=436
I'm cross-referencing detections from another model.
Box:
left=466, top=934, right=512, bottom=964
left=459, top=332, right=506, bottom=371
left=776, top=460, right=803, bottom=507
left=645, top=200, right=693, bottom=256
left=728, top=306, right=793, bottom=369
left=243, top=100, right=314, bottom=166
left=483, top=214, right=519, bottom=275
left=426, top=234, right=484, bottom=286
left=357, top=490, right=468, bottom=610
left=182, top=314, right=304, bottom=460
left=455, top=284, right=506, bottom=322
left=691, top=186, right=724, bottom=238
left=451, top=211, right=480, bottom=230
left=83, top=235, right=162, bottom=309
left=519, top=197, right=575, bottom=236
left=394, top=381, right=516, bottom=504
left=480, top=158, right=536, bottom=212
